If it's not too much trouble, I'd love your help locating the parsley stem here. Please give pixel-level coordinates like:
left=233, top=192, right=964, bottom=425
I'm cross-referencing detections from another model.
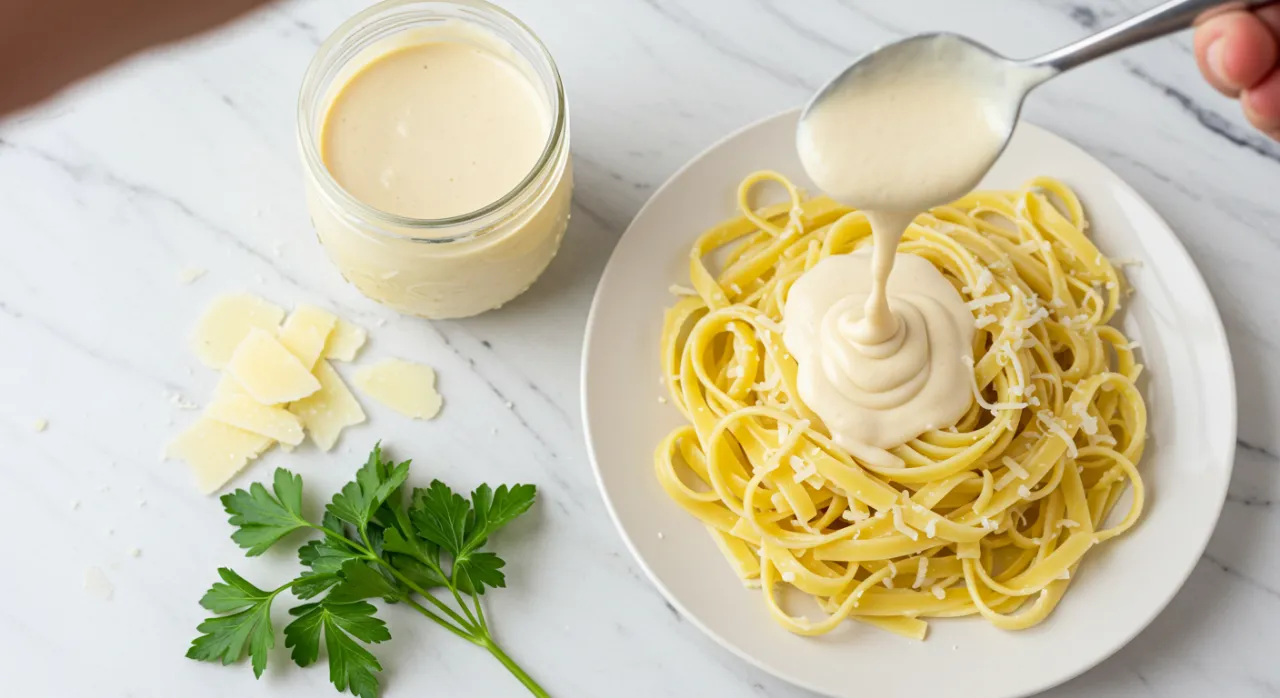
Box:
left=472, top=593, right=490, bottom=633
left=375, top=560, right=479, bottom=633
left=402, top=596, right=482, bottom=645
left=481, top=636, right=549, bottom=697
left=310, top=522, right=480, bottom=635
left=446, top=569, right=481, bottom=628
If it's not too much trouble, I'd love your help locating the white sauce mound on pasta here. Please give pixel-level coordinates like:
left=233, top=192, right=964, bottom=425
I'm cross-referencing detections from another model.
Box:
left=656, top=171, right=1147, bottom=639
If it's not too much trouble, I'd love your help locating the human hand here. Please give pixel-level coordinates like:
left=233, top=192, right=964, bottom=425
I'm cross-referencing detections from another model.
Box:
left=1194, top=6, right=1280, bottom=141
left=0, top=0, right=272, bottom=117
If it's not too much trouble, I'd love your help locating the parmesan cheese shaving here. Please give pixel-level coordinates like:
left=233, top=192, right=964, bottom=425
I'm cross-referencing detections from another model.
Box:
left=1037, top=410, right=1079, bottom=457
left=1001, top=456, right=1029, bottom=480
left=1071, top=402, right=1099, bottom=435
left=914, top=557, right=929, bottom=589
left=891, top=505, right=919, bottom=541
left=967, top=292, right=1011, bottom=310
left=962, top=356, right=1027, bottom=411
left=972, top=267, right=994, bottom=296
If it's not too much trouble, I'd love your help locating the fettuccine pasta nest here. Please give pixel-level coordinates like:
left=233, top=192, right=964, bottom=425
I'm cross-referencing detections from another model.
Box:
left=656, top=171, right=1147, bottom=640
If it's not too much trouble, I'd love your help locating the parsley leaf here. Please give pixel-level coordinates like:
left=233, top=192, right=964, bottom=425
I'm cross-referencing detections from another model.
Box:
left=390, top=557, right=449, bottom=590
left=327, top=559, right=400, bottom=604
left=408, top=481, right=471, bottom=556
left=383, top=528, right=448, bottom=590
left=466, top=484, right=537, bottom=552
left=406, top=482, right=533, bottom=593
left=187, top=569, right=279, bottom=678
left=285, top=600, right=389, bottom=698
left=221, top=469, right=309, bottom=556
left=328, top=444, right=411, bottom=532
left=295, top=537, right=361, bottom=600
left=381, top=527, right=430, bottom=561
left=454, top=551, right=506, bottom=595
left=198, top=567, right=272, bottom=613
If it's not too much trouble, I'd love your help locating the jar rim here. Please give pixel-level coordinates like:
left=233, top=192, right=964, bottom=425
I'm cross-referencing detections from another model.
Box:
left=296, top=0, right=567, bottom=243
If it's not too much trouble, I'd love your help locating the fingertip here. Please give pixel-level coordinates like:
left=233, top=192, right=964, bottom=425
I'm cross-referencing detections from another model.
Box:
left=1194, top=11, right=1278, bottom=94
left=1195, top=13, right=1242, bottom=96
left=1243, top=68, right=1280, bottom=133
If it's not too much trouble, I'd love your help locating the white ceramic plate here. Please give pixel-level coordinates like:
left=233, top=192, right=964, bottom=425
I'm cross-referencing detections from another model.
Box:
left=581, top=110, right=1235, bottom=698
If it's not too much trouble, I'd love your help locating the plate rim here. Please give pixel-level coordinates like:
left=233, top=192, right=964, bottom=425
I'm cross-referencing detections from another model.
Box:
left=580, top=107, right=1237, bottom=698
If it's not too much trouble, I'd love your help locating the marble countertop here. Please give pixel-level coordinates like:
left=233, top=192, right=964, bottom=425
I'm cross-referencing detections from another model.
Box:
left=1, top=0, right=1277, bottom=696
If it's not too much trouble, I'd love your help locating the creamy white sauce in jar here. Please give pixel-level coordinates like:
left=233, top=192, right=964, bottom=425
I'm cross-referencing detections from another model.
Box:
left=790, top=36, right=1014, bottom=454
left=299, top=1, right=571, bottom=319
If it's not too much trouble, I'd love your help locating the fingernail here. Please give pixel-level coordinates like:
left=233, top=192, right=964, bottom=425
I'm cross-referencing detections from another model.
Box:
left=1207, top=38, right=1230, bottom=86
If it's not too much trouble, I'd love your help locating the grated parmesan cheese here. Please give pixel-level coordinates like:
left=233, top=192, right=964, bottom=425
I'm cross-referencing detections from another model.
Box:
left=842, top=508, right=870, bottom=523
left=1001, top=456, right=1030, bottom=480
left=914, top=558, right=930, bottom=589
left=972, top=267, right=994, bottom=296
left=932, top=585, right=946, bottom=600
left=1071, top=402, right=1099, bottom=435
left=967, top=292, right=1011, bottom=310
left=790, top=456, right=818, bottom=483
left=781, top=571, right=796, bottom=583
left=669, top=284, right=698, bottom=296
left=925, top=518, right=938, bottom=538
left=891, top=505, right=919, bottom=540
left=962, top=356, right=1027, bottom=411
left=1089, top=433, right=1118, bottom=447
left=755, top=315, right=785, bottom=335
left=1036, top=410, right=1079, bottom=457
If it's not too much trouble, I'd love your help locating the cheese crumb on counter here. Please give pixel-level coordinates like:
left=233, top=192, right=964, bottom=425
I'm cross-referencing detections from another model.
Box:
left=83, top=567, right=114, bottom=601
left=32, top=418, right=48, bottom=432
left=177, top=267, right=207, bottom=285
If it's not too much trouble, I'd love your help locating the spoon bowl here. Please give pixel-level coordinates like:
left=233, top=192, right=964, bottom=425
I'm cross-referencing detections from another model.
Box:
left=796, top=33, right=1039, bottom=212
left=797, top=0, right=1275, bottom=211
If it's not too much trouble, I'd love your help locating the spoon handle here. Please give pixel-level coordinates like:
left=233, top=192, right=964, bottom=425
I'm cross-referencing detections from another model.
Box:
left=1028, top=0, right=1278, bottom=75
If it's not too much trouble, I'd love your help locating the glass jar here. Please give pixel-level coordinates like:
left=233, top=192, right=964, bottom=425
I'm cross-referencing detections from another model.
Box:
left=297, top=0, right=572, bottom=319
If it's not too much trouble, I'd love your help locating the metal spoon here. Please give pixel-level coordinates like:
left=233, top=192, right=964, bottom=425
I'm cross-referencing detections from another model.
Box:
left=799, top=0, right=1276, bottom=202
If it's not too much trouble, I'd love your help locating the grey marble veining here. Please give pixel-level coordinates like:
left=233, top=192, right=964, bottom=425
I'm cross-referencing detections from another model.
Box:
left=0, top=1, right=1276, bottom=696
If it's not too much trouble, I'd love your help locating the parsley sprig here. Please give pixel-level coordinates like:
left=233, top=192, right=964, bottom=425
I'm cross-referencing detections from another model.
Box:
left=186, top=445, right=546, bottom=697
